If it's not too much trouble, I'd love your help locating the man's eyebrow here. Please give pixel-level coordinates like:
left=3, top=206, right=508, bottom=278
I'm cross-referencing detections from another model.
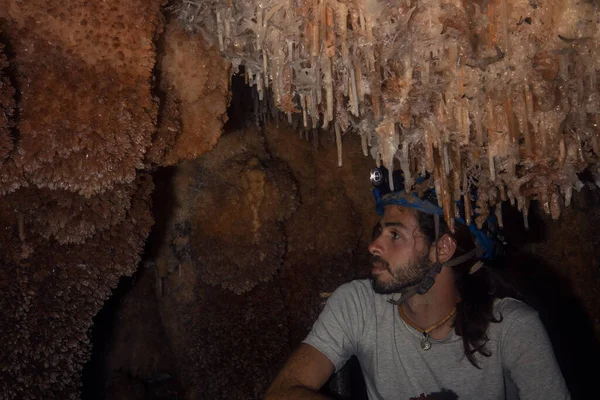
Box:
left=383, top=222, right=409, bottom=231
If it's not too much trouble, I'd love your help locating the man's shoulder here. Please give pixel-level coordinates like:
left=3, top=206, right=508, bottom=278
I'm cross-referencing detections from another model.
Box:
left=492, top=297, right=541, bottom=335
left=494, top=297, right=537, bottom=319
left=327, top=279, right=377, bottom=309
left=332, top=279, right=374, bottom=298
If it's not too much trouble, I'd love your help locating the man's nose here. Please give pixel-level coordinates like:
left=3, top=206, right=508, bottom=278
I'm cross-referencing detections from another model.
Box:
left=368, top=238, right=382, bottom=255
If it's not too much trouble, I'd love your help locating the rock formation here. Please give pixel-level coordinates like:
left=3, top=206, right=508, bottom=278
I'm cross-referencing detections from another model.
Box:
left=0, top=1, right=598, bottom=399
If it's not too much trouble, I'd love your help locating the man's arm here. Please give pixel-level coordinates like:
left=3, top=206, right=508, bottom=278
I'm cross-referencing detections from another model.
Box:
left=265, top=343, right=335, bottom=400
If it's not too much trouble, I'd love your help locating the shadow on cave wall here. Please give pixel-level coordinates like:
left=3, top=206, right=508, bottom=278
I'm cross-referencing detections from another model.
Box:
left=488, top=188, right=600, bottom=400
left=496, top=195, right=600, bottom=400
left=82, top=166, right=181, bottom=400
left=82, top=275, right=135, bottom=400
left=224, top=67, right=256, bottom=132
left=519, top=256, right=600, bottom=400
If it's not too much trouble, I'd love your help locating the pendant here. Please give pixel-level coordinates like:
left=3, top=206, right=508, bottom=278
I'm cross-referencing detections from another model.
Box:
left=421, top=334, right=432, bottom=351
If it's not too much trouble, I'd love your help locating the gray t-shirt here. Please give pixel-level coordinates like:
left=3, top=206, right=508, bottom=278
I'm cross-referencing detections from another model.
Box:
left=303, top=280, right=570, bottom=400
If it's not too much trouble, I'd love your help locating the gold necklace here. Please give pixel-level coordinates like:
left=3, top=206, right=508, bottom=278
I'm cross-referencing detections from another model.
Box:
left=398, top=305, right=457, bottom=351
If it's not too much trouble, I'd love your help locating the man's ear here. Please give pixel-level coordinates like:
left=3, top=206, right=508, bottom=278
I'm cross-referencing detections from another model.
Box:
left=434, top=234, right=457, bottom=263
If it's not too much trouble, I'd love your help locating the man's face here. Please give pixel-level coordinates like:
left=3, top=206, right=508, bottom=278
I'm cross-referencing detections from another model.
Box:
left=368, top=205, right=432, bottom=294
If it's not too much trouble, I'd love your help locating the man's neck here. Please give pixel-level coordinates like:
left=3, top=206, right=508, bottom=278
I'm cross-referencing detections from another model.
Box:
left=400, top=266, right=459, bottom=339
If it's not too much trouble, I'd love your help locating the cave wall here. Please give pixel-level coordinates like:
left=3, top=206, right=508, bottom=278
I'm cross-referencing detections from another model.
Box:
left=500, top=186, right=600, bottom=399
left=0, top=1, right=229, bottom=398
left=0, top=0, right=165, bottom=397
left=105, top=124, right=378, bottom=399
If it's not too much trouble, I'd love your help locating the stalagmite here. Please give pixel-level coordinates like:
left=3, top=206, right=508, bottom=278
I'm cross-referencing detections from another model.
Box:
left=520, top=87, right=532, bottom=155
left=550, top=190, right=561, bottom=221
left=443, top=144, right=451, bottom=177
left=457, top=60, right=470, bottom=146
left=256, top=73, right=264, bottom=101
left=263, top=52, right=269, bottom=89
left=432, top=165, right=441, bottom=209
left=224, top=8, right=231, bottom=47
left=495, top=204, right=504, bottom=229
left=565, top=186, right=573, bottom=208
left=256, top=6, right=263, bottom=51
left=486, top=99, right=497, bottom=182
left=500, top=0, right=511, bottom=59
left=311, top=20, right=319, bottom=60
left=523, top=199, right=530, bottom=230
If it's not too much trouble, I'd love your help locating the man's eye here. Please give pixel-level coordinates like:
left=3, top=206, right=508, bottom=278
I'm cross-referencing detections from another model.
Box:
left=391, top=231, right=401, bottom=240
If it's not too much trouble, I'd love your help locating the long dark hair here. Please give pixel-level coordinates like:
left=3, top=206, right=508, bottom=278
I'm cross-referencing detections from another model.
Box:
left=416, top=212, right=519, bottom=368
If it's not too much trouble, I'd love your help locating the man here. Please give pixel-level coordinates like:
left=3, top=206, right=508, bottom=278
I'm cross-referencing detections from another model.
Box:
left=265, top=171, right=570, bottom=400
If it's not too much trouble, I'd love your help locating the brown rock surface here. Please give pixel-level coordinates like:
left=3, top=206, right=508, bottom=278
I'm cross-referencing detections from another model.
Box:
left=0, top=0, right=163, bottom=196
left=263, top=124, right=377, bottom=345
left=0, top=0, right=165, bottom=398
left=6, top=183, right=137, bottom=244
left=151, top=127, right=299, bottom=397
left=0, top=174, right=154, bottom=400
left=147, top=20, right=230, bottom=166
left=105, top=124, right=378, bottom=398
left=0, top=43, right=14, bottom=163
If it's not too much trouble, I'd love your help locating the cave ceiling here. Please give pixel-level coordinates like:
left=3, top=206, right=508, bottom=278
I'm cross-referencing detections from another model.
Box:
left=175, top=0, right=600, bottom=230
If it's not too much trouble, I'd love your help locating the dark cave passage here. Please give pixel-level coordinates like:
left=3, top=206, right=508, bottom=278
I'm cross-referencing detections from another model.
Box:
left=496, top=196, right=600, bottom=400
left=82, top=275, right=136, bottom=400
left=223, top=66, right=257, bottom=133
left=82, top=166, right=181, bottom=400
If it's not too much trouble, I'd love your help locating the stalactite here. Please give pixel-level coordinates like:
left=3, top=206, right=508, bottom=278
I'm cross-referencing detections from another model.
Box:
left=173, top=0, right=600, bottom=228
left=335, top=122, right=343, bottom=167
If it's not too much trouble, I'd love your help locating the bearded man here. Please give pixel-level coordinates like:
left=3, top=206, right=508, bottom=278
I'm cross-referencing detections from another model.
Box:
left=265, top=175, right=570, bottom=400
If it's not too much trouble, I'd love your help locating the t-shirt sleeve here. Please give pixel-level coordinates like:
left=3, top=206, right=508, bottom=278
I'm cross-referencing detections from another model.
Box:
left=302, top=282, right=365, bottom=372
left=500, top=300, right=570, bottom=400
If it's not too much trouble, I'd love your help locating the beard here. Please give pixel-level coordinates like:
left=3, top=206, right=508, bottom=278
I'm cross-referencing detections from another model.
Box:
left=370, top=250, right=432, bottom=295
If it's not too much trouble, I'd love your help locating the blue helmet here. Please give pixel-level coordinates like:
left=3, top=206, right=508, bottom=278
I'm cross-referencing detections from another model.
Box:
left=370, top=167, right=505, bottom=263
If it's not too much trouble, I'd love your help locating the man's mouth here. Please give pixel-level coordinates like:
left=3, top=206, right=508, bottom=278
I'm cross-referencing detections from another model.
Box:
left=371, top=264, right=387, bottom=274
left=371, top=257, right=389, bottom=274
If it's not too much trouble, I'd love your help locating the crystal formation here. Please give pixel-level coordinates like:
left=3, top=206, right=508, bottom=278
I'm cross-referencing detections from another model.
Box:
left=174, top=0, right=600, bottom=229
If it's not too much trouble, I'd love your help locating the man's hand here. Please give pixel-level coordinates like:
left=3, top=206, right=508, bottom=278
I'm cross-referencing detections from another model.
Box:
left=265, top=343, right=335, bottom=400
